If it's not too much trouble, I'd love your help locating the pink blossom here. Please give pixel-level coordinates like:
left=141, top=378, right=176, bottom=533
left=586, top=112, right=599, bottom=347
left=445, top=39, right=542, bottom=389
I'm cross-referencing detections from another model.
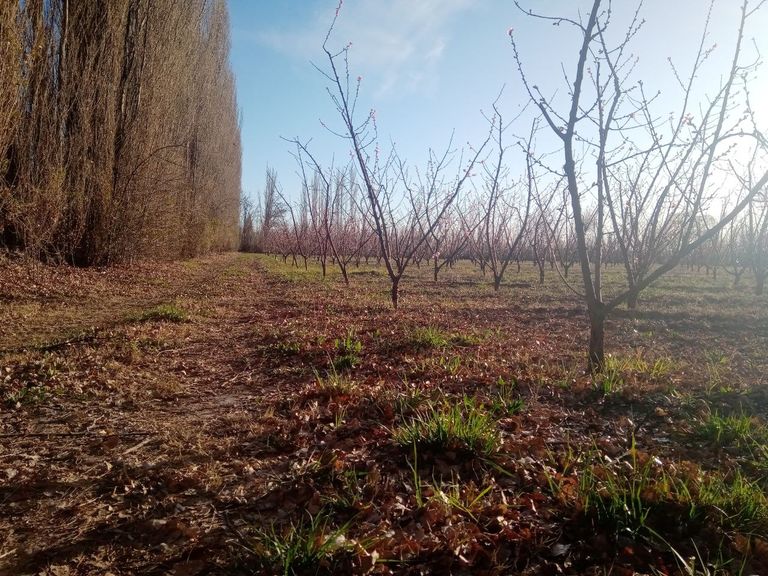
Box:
left=507, top=27, right=514, bottom=37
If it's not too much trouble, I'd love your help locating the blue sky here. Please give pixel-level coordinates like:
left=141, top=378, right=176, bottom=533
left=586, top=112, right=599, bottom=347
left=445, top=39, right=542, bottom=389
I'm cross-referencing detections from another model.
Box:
left=228, top=0, right=767, bottom=203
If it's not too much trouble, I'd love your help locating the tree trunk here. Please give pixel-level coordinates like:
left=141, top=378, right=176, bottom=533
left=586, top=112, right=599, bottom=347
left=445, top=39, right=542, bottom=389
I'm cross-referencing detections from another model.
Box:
left=391, top=276, right=400, bottom=309
left=627, top=286, right=638, bottom=309
left=588, top=307, right=606, bottom=371
left=493, top=275, right=501, bottom=291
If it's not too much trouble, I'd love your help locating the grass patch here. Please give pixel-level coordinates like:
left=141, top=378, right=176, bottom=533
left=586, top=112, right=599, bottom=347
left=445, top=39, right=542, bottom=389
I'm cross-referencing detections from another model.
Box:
left=242, top=511, right=354, bottom=575
left=593, top=354, right=676, bottom=395
left=332, top=329, right=362, bottom=371
left=411, top=326, right=481, bottom=351
left=134, top=303, right=187, bottom=323
left=576, top=443, right=768, bottom=551
left=487, top=376, right=525, bottom=416
left=314, top=367, right=356, bottom=397
left=696, top=411, right=765, bottom=449
left=394, top=395, right=501, bottom=457
left=593, top=355, right=627, bottom=395
left=411, top=326, right=450, bottom=349
left=699, top=471, right=768, bottom=534
left=274, top=340, right=302, bottom=354
left=579, top=447, right=676, bottom=539
left=4, top=383, right=50, bottom=407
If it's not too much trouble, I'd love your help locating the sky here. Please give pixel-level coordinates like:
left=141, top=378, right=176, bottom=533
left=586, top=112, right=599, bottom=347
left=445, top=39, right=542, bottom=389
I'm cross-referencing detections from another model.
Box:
left=228, top=0, right=768, bottom=204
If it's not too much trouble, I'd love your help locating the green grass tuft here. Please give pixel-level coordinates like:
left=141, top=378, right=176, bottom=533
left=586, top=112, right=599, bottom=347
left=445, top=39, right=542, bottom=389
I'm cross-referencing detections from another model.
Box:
left=411, top=326, right=450, bottom=349
left=245, top=511, right=353, bottom=576
left=134, top=303, right=188, bottom=323
left=394, top=395, right=500, bottom=457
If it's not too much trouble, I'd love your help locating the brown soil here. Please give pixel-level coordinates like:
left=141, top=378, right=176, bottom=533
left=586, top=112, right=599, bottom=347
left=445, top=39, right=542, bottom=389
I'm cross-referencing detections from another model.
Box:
left=1, top=253, right=766, bottom=575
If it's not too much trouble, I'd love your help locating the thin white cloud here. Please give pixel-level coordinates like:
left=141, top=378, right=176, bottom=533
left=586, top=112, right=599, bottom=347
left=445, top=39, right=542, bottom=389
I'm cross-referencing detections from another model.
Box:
left=256, top=0, right=476, bottom=98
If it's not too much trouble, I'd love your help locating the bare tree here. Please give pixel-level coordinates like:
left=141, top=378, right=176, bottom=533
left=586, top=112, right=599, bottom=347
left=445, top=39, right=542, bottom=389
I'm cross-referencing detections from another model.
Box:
left=512, top=0, right=768, bottom=368
left=312, top=4, right=489, bottom=308
left=259, top=167, right=284, bottom=250
left=480, top=111, right=535, bottom=291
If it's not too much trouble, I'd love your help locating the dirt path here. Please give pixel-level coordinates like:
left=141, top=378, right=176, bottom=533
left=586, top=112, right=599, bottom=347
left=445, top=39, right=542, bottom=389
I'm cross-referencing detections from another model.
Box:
left=0, top=252, right=296, bottom=575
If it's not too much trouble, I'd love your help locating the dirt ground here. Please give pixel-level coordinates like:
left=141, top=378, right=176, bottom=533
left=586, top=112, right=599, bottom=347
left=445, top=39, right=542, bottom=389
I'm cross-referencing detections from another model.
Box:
left=1, top=252, right=767, bottom=575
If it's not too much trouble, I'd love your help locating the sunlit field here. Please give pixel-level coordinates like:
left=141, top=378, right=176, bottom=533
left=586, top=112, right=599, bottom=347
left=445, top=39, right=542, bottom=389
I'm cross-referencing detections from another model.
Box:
left=2, top=252, right=766, bottom=574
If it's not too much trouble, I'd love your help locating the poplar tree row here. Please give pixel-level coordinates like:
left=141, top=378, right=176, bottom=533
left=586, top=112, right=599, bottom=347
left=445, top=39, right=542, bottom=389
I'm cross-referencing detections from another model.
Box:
left=0, top=0, right=241, bottom=264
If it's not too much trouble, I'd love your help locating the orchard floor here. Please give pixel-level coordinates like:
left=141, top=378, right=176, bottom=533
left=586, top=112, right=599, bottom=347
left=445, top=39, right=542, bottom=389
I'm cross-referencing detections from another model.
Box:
left=1, top=252, right=767, bottom=575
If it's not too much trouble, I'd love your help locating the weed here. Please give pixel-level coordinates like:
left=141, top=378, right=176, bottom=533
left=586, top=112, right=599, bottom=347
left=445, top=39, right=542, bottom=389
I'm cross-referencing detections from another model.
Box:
left=649, top=357, right=675, bottom=379
left=412, top=326, right=450, bottom=349
left=333, top=329, right=362, bottom=371
left=704, top=351, right=730, bottom=392
left=594, top=355, right=626, bottom=395
left=488, top=376, right=525, bottom=416
left=580, top=460, right=651, bottom=537
left=439, top=355, right=462, bottom=375
left=430, top=477, right=494, bottom=521
left=411, top=327, right=479, bottom=350
left=333, top=404, right=348, bottom=429
left=245, top=511, right=353, bottom=575
left=698, top=471, right=768, bottom=534
left=394, top=395, right=501, bottom=457
left=325, top=467, right=367, bottom=511
left=542, top=442, right=579, bottom=498
left=5, top=383, right=50, bottom=407
left=314, top=366, right=355, bottom=396
left=390, top=381, right=428, bottom=416
left=696, top=411, right=764, bottom=450
left=135, top=303, right=187, bottom=323
left=650, top=534, right=745, bottom=576
left=275, top=340, right=302, bottom=354
left=406, top=442, right=425, bottom=508
left=451, top=332, right=481, bottom=347
left=593, top=354, right=675, bottom=394
left=578, top=440, right=696, bottom=541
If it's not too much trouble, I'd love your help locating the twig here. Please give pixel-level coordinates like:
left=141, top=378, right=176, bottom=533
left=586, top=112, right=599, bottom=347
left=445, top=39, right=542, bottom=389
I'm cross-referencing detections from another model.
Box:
left=122, top=436, right=154, bottom=455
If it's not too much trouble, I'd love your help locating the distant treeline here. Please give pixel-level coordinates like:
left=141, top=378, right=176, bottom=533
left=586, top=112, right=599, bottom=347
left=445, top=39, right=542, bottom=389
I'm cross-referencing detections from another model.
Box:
left=0, top=0, right=241, bottom=265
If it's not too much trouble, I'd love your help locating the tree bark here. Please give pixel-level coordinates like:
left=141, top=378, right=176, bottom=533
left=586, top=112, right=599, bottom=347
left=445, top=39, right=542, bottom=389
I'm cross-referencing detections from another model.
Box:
left=588, top=306, right=606, bottom=371
left=391, top=276, right=400, bottom=309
